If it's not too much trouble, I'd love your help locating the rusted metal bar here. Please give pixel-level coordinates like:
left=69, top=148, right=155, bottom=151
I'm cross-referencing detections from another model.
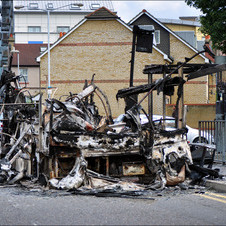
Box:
left=163, top=69, right=166, bottom=128
left=94, top=90, right=109, bottom=121
left=0, top=103, right=38, bottom=106
left=148, top=73, right=153, bottom=121
left=187, top=64, right=226, bottom=80
left=55, top=157, right=59, bottom=178
left=106, top=156, right=109, bottom=176
left=138, top=49, right=206, bottom=106
left=49, top=100, right=53, bottom=133
left=95, top=86, right=113, bottom=123
left=37, top=93, right=43, bottom=178
left=178, top=67, right=184, bottom=129
left=130, top=27, right=137, bottom=87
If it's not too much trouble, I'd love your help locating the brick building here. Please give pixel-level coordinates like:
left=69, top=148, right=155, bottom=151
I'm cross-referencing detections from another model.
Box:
left=37, top=8, right=214, bottom=126
left=11, top=44, right=47, bottom=92
left=37, top=7, right=171, bottom=117
left=129, top=10, right=216, bottom=127
left=158, top=16, right=204, bottom=51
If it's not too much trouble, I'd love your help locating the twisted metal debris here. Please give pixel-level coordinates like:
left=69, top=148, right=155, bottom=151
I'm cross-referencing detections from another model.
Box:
left=0, top=70, right=194, bottom=192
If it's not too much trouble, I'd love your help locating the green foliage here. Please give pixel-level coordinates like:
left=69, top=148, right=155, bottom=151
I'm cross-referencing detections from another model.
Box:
left=185, top=0, right=226, bottom=53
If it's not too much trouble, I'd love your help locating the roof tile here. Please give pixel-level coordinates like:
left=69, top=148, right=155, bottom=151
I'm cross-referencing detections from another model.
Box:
left=14, top=0, right=114, bottom=12
left=12, top=44, right=47, bottom=66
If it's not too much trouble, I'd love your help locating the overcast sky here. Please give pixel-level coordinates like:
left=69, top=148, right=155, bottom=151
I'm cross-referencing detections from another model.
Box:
left=112, top=1, right=202, bottom=22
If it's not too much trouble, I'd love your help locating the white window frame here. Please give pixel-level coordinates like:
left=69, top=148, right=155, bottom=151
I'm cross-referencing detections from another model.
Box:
left=29, top=3, right=39, bottom=9
left=57, top=26, right=70, bottom=33
left=40, top=46, right=47, bottom=52
left=46, top=3, right=54, bottom=9
left=91, top=4, right=100, bottom=10
left=19, top=68, right=28, bottom=83
left=70, top=4, right=81, bottom=10
left=28, top=26, right=41, bottom=33
left=154, top=30, right=160, bottom=45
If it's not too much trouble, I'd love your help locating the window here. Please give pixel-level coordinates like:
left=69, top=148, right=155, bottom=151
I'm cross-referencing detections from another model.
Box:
left=47, top=3, right=53, bottom=9
left=154, top=30, right=160, bottom=44
left=70, top=4, right=81, bottom=10
left=90, top=3, right=100, bottom=9
left=28, top=26, right=41, bottom=33
left=29, top=3, right=39, bottom=9
left=19, top=68, right=28, bottom=83
left=57, top=26, right=70, bottom=33
left=40, top=46, right=47, bottom=52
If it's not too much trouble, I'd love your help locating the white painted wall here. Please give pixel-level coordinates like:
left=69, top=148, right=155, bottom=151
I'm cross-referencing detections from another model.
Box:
left=14, top=13, right=86, bottom=43
left=11, top=66, right=40, bottom=94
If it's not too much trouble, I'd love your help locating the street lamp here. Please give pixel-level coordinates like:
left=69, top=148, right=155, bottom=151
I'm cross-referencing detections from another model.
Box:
left=10, top=49, right=20, bottom=76
left=15, top=3, right=83, bottom=98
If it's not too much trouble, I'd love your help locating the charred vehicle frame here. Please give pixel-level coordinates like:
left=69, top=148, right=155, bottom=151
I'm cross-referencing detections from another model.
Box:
left=0, top=26, right=220, bottom=191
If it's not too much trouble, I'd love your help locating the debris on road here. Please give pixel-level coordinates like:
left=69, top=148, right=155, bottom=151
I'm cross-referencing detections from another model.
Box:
left=0, top=59, right=221, bottom=195
left=0, top=70, right=195, bottom=192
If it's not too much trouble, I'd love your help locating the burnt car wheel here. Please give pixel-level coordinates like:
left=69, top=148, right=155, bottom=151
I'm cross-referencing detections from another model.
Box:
left=192, top=137, right=208, bottom=152
left=193, top=137, right=208, bottom=144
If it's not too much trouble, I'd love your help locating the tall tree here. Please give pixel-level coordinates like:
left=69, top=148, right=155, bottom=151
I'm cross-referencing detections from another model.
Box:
left=185, top=0, right=226, bottom=53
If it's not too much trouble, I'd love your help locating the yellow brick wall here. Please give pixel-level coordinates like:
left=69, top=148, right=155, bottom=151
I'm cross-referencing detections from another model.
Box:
left=40, top=20, right=166, bottom=117
left=165, top=24, right=196, bottom=32
left=208, top=74, right=217, bottom=104
left=40, top=19, right=211, bottom=118
left=64, top=20, right=132, bottom=43
left=196, top=27, right=204, bottom=41
left=170, top=34, right=205, bottom=64
left=166, top=104, right=216, bottom=128
left=169, top=34, right=208, bottom=105
left=163, top=23, right=204, bottom=41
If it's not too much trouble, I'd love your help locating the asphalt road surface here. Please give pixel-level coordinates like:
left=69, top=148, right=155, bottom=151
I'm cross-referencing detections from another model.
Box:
left=0, top=186, right=226, bottom=225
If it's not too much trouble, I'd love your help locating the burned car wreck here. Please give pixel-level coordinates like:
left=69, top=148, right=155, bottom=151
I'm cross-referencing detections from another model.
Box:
left=0, top=69, right=196, bottom=193
left=0, top=23, right=221, bottom=195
